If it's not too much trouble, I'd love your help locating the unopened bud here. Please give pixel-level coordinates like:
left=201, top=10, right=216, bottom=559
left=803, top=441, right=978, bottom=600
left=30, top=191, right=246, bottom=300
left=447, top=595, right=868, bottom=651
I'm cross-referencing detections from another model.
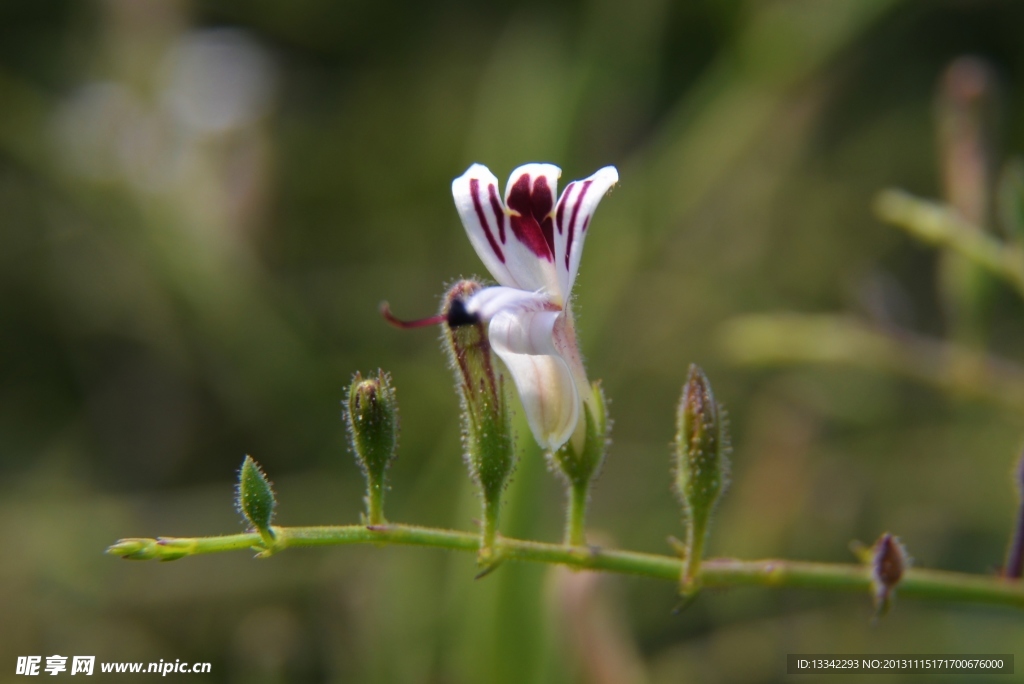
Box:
left=674, top=364, right=730, bottom=594
left=442, top=280, right=514, bottom=556
left=107, top=537, right=160, bottom=560
left=345, top=370, right=399, bottom=525
left=237, top=455, right=277, bottom=544
left=871, top=533, right=909, bottom=617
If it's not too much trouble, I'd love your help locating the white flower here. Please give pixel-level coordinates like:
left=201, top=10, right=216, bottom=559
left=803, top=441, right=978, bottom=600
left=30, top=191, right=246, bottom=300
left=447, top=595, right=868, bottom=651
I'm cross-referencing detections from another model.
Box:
left=451, top=163, right=618, bottom=452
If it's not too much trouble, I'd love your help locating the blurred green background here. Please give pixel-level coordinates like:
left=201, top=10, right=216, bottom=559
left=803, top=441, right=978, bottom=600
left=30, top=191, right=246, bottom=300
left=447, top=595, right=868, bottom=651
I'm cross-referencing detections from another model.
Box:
left=3, top=0, right=1024, bottom=681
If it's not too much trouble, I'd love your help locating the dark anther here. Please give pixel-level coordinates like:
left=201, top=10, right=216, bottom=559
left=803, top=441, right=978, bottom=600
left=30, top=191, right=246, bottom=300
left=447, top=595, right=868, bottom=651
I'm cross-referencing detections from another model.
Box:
left=446, top=298, right=480, bottom=328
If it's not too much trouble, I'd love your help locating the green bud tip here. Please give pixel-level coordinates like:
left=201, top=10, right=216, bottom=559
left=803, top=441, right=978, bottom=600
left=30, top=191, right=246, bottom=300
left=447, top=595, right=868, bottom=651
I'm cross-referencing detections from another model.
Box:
left=674, top=364, right=730, bottom=591
left=346, top=370, right=399, bottom=525
left=237, top=455, right=277, bottom=539
left=107, top=538, right=158, bottom=560
left=871, top=533, right=909, bottom=616
left=346, top=370, right=399, bottom=478
left=675, top=365, right=730, bottom=518
left=106, top=537, right=191, bottom=561
left=551, top=382, right=610, bottom=489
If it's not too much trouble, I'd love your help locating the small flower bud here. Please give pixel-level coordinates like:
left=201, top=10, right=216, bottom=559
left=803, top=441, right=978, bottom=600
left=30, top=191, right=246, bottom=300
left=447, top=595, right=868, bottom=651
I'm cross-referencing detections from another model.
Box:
left=106, top=537, right=192, bottom=561
left=442, top=280, right=514, bottom=557
left=871, top=533, right=910, bottom=617
left=107, top=538, right=160, bottom=560
left=674, top=364, right=730, bottom=594
left=237, top=455, right=277, bottom=544
left=345, top=370, right=399, bottom=525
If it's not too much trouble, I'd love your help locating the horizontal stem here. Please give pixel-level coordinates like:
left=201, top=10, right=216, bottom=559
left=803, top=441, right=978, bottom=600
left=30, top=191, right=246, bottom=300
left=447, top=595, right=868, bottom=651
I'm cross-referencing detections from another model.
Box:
left=107, top=523, right=1024, bottom=610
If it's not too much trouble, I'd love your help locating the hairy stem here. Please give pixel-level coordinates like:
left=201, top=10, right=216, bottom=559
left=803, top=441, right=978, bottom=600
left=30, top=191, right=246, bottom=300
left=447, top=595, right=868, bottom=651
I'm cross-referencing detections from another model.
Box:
left=108, top=524, right=1024, bottom=610
left=366, top=480, right=385, bottom=526
left=480, top=494, right=499, bottom=559
left=565, top=483, right=589, bottom=547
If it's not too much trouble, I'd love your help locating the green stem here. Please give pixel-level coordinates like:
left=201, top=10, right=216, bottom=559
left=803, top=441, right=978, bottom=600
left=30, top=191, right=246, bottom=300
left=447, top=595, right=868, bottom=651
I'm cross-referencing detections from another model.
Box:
left=108, top=524, right=1024, bottom=610
left=480, top=493, right=499, bottom=559
left=366, top=479, right=385, bottom=526
left=565, top=482, right=589, bottom=547
left=681, top=518, right=706, bottom=595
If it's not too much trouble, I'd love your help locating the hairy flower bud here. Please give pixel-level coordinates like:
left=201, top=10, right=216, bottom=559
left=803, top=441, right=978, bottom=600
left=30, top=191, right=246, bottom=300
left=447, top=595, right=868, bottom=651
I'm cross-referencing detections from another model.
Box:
left=442, top=280, right=514, bottom=556
left=345, top=370, right=399, bottom=525
left=674, top=364, right=730, bottom=594
left=237, top=455, right=277, bottom=543
left=871, top=533, right=909, bottom=616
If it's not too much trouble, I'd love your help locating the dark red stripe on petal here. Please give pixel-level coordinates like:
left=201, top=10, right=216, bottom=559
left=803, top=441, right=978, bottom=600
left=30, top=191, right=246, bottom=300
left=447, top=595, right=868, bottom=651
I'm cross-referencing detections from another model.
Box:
left=470, top=178, right=505, bottom=263
left=567, top=180, right=592, bottom=237
left=564, top=180, right=592, bottom=270
left=532, top=176, right=555, bottom=254
left=555, top=182, right=573, bottom=234
left=487, top=183, right=506, bottom=243
left=507, top=173, right=555, bottom=260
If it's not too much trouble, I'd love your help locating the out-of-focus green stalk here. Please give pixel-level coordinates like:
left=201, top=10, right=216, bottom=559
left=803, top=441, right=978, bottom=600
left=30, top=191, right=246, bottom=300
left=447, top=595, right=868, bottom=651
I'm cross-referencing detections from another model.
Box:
left=719, top=313, right=1024, bottom=414
left=875, top=189, right=1024, bottom=298
left=107, top=524, right=1024, bottom=610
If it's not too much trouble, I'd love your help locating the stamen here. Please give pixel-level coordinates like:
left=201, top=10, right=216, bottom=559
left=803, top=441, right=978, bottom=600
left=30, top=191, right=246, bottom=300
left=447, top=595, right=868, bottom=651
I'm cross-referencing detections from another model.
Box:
left=380, top=302, right=446, bottom=329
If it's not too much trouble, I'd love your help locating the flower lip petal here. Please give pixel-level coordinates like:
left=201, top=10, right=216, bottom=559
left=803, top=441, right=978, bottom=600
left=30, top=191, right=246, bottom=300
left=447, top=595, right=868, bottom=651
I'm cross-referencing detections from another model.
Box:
left=489, top=308, right=580, bottom=450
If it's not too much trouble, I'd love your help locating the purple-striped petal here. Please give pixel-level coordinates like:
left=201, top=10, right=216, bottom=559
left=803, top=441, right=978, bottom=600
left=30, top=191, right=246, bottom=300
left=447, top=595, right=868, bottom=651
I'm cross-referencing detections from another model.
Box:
left=554, top=166, right=618, bottom=295
left=452, top=164, right=519, bottom=289
left=500, top=163, right=563, bottom=299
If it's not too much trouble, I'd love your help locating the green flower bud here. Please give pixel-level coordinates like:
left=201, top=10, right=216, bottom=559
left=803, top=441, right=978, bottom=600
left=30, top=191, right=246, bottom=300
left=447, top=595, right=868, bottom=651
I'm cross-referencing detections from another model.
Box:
left=674, top=364, right=730, bottom=594
left=442, top=280, right=514, bottom=557
left=871, top=533, right=909, bottom=617
left=345, top=370, right=399, bottom=525
left=549, top=382, right=610, bottom=546
left=237, top=455, right=277, bottom=544
left=107, top=537, right=160, bottom=560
